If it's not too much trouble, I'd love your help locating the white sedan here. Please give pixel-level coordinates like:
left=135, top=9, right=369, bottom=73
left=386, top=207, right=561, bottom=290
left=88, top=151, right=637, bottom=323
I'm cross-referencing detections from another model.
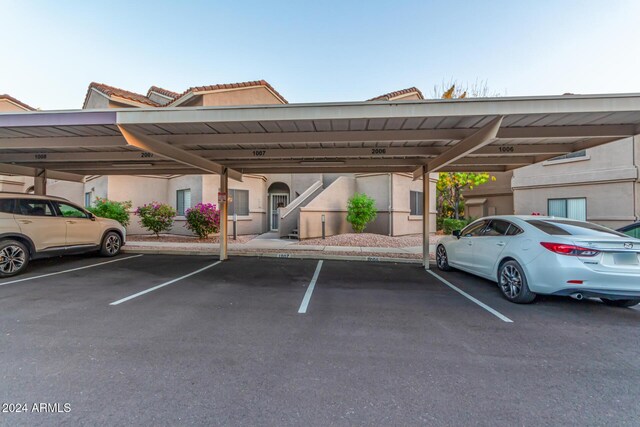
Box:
left=436, top=216, right=640, bottom=306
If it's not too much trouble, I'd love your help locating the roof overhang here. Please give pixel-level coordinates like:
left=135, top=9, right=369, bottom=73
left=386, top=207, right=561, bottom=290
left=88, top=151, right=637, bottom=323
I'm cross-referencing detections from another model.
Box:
left=1, top=93, right=640, bottom=181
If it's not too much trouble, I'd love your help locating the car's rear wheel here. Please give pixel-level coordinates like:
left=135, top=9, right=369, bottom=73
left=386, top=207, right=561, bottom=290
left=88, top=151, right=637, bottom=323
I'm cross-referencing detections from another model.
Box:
left=0, top=240, right=30, bottom=277
left=601, top=298, right=640, bottom=308
left=498, top=260, right=536, bottom=304
left=100, top=232, right=122, bottom=257
left=436, top=245, right=452, bottom=271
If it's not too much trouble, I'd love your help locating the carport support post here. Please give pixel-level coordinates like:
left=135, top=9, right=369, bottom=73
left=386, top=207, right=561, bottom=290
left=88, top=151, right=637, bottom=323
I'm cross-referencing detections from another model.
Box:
left=34, top=169, right=46, bottom=195
left=220, top=168, right=229, bottom=261
left=422, top=169, right=430, bottom=270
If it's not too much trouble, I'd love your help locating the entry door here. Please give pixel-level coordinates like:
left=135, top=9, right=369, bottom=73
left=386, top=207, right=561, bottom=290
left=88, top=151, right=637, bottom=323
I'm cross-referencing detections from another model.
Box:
left=270, top=194, right=289, bottom=231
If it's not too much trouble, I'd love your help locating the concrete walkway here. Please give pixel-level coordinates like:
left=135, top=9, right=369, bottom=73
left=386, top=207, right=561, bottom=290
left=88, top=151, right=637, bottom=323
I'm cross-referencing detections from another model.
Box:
left=123, top=235, right=435, bottom=261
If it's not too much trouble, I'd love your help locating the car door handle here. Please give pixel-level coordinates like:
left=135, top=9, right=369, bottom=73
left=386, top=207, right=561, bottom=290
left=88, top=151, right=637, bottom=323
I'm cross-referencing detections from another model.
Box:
left=66, top=220, right=77, bottom=224
left=18, top=219, right=32, bottom=224
left=497, top=242, right=506, bottom=246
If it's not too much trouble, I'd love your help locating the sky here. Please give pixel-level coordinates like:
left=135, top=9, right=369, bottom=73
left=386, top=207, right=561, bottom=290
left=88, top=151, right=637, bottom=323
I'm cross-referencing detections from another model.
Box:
left=1, top=0, right=640, bottom=110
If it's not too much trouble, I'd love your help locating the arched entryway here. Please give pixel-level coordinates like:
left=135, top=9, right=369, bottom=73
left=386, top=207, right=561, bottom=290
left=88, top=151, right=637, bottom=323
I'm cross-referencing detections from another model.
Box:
left=268, top=182, right=290, bottom=231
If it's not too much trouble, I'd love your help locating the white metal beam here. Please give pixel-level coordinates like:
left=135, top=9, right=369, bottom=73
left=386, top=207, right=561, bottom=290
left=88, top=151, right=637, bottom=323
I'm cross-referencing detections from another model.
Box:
left=0, top=143, right=585, bottom=165
left=117, top=125, right=243, bottom=182
left=413, top=116, right=504, bottom=179
left=0, top=163, right=85, bottom=182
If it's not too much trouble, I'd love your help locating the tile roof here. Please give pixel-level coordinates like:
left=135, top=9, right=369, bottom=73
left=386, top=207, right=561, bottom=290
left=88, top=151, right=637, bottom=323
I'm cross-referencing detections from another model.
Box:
left=171, top=80, right=288, bottom=104
left=84, top=82, right=161, bottom=107
left=368, top=87, right=424, bottom=101
left=147, top=86, right=179, bottom=100
left=0, top=94, right=36, bottom=110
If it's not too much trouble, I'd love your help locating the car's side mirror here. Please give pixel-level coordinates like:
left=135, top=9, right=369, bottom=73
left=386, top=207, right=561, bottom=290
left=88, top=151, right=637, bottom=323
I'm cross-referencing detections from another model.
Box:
left=452, top=230, right=461, bottom=239
left=89, top=213, right=96, bottom=221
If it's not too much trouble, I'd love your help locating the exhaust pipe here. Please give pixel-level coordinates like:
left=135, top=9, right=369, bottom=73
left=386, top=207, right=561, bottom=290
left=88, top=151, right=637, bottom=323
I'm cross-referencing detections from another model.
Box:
left=570, top=293, right=584, bottom=300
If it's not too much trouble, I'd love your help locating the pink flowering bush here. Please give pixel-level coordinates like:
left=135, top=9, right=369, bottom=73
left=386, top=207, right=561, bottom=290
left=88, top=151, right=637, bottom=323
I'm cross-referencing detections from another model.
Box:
left=135, top=202, right=176, bottom=237
left=185, top=203, right=220, bottom=239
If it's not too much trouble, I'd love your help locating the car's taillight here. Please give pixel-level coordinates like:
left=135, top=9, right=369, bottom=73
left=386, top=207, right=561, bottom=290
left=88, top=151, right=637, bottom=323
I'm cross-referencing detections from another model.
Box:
left=540, top=242, right=600, bottom=257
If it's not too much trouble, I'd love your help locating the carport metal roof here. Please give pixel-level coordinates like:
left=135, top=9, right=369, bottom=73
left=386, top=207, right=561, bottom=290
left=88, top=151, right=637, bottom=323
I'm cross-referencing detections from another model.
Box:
left=1, top=93, right=640, bottom=182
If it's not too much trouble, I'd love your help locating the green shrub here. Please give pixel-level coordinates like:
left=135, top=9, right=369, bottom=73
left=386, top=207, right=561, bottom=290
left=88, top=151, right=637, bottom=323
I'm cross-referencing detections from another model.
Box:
left=346, top=193, right=377, bottom=233
left=443, top=218, right=469, bottom=234
left=87, top=197, right=132, bottom=227
left=185, top=203, right=220, bottom=239
left=135, top=202, right=176, bottom=237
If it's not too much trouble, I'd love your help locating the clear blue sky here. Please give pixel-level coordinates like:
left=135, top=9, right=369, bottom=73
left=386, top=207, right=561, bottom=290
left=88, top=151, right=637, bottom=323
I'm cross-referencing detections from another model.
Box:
left=1, top=0, right=639, bottom=110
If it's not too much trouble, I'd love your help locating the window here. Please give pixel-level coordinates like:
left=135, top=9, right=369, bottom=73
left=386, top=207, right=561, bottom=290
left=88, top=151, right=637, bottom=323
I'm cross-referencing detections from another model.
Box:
left=410, top=191, right=423, bottom=216
left=622, top=224, right=640, bottom=239
left=460, top=220, right=489, bottom=237
left=483, top=220, right=512, bottom=236
left=548, top=198, right=586, bottom=221
left=228, top=189, right=249, bottom=216
left=55, top=202, right=89, bottom=219
left=17, top=199, right=55, bottom=216
left=176, top=189, right=191, bottom=216
left=0, top=199, right=15, bottom=214
left=84, top=192, right=92, bottom=208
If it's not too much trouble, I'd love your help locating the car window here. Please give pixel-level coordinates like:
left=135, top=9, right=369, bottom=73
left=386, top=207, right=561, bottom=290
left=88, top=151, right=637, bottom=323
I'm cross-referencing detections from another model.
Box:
left=461, top=220, right=488, bottom=237
left=17, top=199, right=55, bottom=216
left=527, top=219, right=626, bottom=237
left=483, top=220, right=511, bottom=236
left=55, top=202, right=89, bottom=219
left=0, top=199, right=15, bottom=214
left=506, top=224, right=523, bottom=236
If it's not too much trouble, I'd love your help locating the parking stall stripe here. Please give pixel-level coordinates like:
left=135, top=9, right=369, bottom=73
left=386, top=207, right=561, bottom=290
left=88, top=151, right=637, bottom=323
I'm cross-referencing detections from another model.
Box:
left=110, top=260, right=221, bottom=306
left=298, top=260, right=323, bottom=314
left=0, top=254, right=144, bottom=287
left=426, top=270, right=514, bottom=323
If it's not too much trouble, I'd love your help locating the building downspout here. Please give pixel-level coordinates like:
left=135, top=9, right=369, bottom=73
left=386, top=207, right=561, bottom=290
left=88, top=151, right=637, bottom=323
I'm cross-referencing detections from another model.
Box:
left=388, top=173, right=393, bottom=236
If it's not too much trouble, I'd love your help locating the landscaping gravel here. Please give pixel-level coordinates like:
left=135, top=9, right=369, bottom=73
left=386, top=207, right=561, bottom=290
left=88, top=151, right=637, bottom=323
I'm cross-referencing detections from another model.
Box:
left=127, top=234, right=258, bottom=244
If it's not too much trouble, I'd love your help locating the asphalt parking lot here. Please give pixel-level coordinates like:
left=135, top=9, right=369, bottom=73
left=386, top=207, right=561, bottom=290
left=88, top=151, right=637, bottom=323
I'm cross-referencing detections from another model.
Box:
left=1, top=254, right=639, bottom=426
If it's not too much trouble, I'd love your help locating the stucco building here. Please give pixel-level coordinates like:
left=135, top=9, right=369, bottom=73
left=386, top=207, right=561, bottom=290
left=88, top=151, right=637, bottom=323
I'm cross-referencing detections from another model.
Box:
left=512, top=136, right=639, bottom=229
left=1, top=84, right=437, bottom=238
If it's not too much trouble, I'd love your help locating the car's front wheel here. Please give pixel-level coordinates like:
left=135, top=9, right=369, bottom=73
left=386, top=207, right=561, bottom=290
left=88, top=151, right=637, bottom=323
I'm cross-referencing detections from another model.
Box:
left=601, top=298, right=640, bottom=308
left=498, top=260, right=536, bottom=304
left=0, top=240, right=30, bottom=277
left=100, top=232, right=122, bottom=257
left=436, top=245, right=452, bottom=271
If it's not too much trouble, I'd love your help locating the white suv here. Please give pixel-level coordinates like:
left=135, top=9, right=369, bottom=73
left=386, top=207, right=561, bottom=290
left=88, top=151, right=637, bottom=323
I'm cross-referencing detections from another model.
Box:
left=0, top=193, right=126, bottom=277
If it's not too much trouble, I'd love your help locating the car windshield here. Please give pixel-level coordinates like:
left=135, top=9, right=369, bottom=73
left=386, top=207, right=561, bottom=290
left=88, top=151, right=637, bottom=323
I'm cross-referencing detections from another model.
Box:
left=527, top=219, right=627, bottom=237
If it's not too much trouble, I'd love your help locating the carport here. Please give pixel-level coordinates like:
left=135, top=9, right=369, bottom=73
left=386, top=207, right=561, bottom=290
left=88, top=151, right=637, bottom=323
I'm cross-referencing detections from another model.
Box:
left=1, top=93, right=640, bottom=267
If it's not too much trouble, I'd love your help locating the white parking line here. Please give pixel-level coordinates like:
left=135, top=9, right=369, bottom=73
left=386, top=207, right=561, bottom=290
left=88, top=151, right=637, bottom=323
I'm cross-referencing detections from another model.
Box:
left=426, top=270, right=513, bottom=323
left=298, top=260, right=323, bottom=314
left=0, top=254, right=144, bottom=287
left=110, top=260, right=221, bottom=306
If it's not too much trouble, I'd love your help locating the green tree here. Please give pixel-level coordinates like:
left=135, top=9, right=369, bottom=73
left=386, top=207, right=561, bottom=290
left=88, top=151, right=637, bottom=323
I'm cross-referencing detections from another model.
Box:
left=346, top=193, right=377, bottom=233
left=437, top=172, right=495, bottom=220
left=86, top=197, right=132, bottom=227
left=434, top=81, right=498, bottom=222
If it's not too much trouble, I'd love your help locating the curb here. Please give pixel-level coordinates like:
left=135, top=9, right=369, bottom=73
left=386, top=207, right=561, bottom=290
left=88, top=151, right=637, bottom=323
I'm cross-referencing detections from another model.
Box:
left=122, top=247, right=424, bottom=264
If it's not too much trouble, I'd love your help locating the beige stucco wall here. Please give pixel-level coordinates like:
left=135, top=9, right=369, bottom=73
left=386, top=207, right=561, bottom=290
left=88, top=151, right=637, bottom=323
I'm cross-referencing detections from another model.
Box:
left=300, top=176, right=356, bottom=238
left=512, top=138, right=639, bottom=227
left=0, top=99, right=30, bottom=112
left=462, top=171, right=514, bottom=217
left=47, top=180, right=85, bottom=205
left=390, top=173, right=437, bottom=236
left=0, top=175, right=31, bottom=193
left=202, top=174, right=268, bottom=235
left=201, top=87, right=284, bottom=106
